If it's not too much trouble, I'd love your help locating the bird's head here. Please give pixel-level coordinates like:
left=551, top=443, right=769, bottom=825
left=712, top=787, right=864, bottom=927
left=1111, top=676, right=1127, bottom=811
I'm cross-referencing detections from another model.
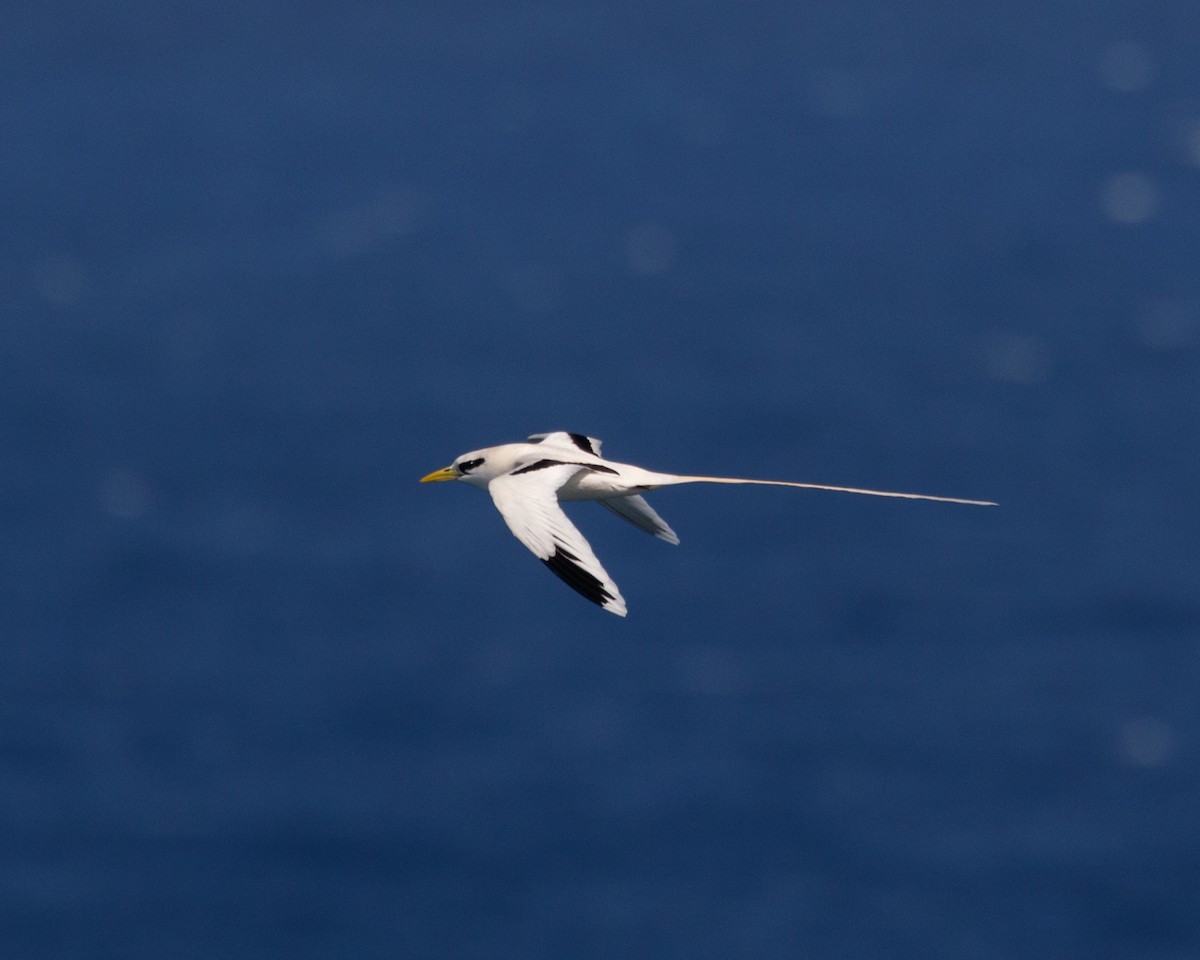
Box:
left=420, top=447, right=503, bottom=488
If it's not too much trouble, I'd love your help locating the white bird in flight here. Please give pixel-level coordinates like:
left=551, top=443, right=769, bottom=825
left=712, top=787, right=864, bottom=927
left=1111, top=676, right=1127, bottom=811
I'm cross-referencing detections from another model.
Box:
left=420, top=431, right=995, bottom=616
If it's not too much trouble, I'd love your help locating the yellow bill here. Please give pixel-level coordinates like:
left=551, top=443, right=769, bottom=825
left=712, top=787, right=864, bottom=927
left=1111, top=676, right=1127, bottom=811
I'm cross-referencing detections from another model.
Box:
left=420, top=465, right=459, bottom=483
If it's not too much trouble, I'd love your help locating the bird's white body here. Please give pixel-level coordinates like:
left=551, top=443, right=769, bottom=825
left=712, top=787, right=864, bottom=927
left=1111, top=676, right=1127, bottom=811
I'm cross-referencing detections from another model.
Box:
left=421, top=431, right=994, bottom=617
left=454, top=439, right=673, bottom=498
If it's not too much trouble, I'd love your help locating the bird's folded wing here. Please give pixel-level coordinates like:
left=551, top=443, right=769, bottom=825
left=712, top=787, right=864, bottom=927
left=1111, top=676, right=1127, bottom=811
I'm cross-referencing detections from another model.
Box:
left=596, top=495, right=679, bottom=545
left=526, top=431, right=604, bottom=457
left=489, top=464, right=627, bottom=616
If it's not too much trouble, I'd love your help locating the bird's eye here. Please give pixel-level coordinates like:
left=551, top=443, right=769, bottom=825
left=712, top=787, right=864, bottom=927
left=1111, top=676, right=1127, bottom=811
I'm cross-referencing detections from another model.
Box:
left=458, top=458, right=484, bottom=474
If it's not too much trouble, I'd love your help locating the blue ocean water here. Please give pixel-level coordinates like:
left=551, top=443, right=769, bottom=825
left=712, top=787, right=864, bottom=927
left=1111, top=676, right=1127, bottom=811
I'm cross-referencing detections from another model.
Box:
left=4, top=3, right=1198, bottom=957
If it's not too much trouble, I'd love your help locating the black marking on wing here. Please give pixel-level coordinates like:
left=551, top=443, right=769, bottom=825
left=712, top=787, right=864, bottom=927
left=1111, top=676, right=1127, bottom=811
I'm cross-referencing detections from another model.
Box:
left=542, top=546, right=614, bottom=608
left=511, top=459, right=618, bottom=476
left=567, top=432, right=597, bottom=455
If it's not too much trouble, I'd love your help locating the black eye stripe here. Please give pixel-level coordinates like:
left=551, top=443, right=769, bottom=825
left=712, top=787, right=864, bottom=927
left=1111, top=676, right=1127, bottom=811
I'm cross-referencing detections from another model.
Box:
left=458, top=458, right=484, bottom=474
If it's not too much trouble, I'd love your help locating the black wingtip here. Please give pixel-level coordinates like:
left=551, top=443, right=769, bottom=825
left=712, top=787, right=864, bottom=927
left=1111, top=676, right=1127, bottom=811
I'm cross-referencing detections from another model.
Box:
left=542, top=546, right=615, bottom=609
left=567, top=432, right=597, bottom=455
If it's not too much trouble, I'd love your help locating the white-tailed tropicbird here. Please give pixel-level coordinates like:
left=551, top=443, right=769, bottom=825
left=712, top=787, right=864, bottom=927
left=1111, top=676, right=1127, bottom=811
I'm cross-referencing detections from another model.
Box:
left=420, top=431, right=995, bottom=616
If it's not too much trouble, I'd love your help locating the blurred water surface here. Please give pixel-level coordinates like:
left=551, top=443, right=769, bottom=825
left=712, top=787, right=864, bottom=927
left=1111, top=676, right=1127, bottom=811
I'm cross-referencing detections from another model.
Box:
left=3, top=2, right=1199, bottom=958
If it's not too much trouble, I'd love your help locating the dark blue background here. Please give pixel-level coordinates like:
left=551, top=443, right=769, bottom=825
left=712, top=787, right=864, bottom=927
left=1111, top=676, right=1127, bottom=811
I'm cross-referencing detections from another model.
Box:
left=4, top=3, right=1198, bottom=957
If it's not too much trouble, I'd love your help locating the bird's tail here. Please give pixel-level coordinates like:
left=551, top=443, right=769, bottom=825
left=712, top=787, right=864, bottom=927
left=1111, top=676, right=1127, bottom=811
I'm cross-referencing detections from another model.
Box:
left=655, top=474, right=996, bottom=506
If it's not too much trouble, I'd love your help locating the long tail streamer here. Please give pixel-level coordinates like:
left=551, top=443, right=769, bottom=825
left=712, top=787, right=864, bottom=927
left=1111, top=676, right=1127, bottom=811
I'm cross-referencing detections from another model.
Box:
left=669, top=475, right=997, bottom=506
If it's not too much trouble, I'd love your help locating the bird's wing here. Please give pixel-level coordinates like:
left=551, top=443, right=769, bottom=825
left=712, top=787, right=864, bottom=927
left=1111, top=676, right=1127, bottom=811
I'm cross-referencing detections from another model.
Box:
left=489, top=463, right=627, bottom=616
left=597, top=495, right=680, bottom=545
left=526, top=431, right=604, bottom=457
